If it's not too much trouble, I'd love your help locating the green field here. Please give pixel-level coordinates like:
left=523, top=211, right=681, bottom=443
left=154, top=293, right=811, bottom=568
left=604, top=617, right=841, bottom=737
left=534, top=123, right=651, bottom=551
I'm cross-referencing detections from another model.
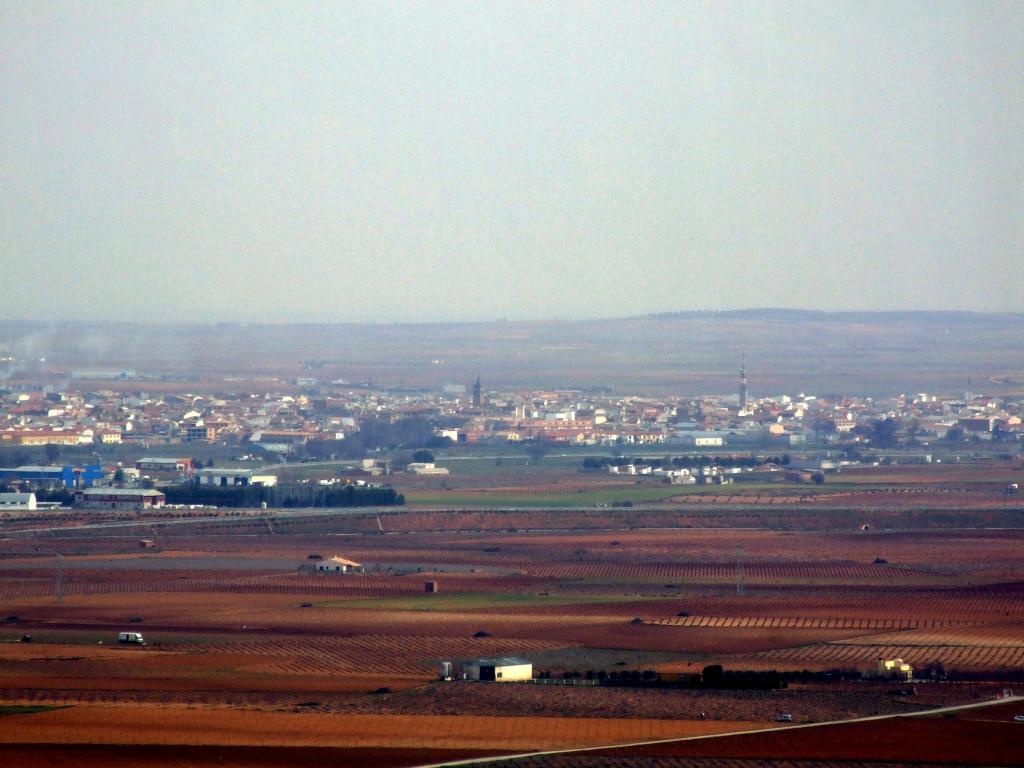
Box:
left=434, top=454, right=593, bottom=476
left=402, top=484, right=690, bottom=508
left=318, top=592, right=657, bottom=611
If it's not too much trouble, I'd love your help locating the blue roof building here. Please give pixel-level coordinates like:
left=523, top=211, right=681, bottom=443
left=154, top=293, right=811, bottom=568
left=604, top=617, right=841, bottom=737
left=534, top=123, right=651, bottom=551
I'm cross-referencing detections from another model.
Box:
left=0, top=465, right=104, bottom=488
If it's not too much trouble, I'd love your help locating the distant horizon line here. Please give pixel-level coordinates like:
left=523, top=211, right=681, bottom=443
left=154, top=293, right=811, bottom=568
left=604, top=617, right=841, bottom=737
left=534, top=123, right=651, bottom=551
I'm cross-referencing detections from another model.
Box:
left=1, top=307, right=1022, bottom=328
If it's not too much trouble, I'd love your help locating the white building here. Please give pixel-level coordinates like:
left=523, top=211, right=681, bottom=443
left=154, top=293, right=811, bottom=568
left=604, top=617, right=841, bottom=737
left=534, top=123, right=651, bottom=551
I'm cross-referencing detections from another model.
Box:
left=674, top=431, right=725, bottom=448
left=465, top=657, right=533, bottom=682
left=314, top=556, right=363, bottom=573
left=652, top=468, right=696, bottom=484
left=696, top=466, right=734, bottom=485
left=196, top=468, right=278, bottom=487
left=0, top=492, right=36, bottom=510
left=136, top=457, right=193, bottom=473
left=406, top=462, right=449, bottom=475
left=360, top=459, right=387, bottom=475
left=74, top=488, right=166, bottom=509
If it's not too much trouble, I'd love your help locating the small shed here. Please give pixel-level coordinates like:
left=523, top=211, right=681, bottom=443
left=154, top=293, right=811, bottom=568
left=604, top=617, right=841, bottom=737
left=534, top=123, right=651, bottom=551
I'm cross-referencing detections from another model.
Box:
left=424, top=580, right=439, bottom=593
left=315, top=556, right=363, bottom=573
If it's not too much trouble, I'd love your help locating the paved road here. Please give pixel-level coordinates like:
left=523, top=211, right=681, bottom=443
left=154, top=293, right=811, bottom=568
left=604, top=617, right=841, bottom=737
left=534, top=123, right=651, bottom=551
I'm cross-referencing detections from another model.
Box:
left=414, top=695, right=1024, bottom=768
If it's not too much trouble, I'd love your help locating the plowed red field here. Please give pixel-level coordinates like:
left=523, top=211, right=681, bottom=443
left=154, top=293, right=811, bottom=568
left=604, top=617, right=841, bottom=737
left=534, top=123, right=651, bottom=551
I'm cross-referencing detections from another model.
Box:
left=2, top=509, right=1023, bottom=761
left=0, top=706, right=757, bottom=750
left=596, top=715, right=1024, bottom=765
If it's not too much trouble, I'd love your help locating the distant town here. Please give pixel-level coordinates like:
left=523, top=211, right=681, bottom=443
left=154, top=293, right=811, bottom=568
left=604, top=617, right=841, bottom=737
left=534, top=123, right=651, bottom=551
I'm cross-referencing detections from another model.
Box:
left=0, top=361, right=1020, bottom=511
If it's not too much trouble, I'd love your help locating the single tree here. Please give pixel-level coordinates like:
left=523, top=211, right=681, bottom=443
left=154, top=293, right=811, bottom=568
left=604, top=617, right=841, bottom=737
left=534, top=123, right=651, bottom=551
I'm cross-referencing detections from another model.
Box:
left=812, top=417, right=837, bottom=443
left=870, top=418, right=899, bottom=448
left=524, top=439, right=552, bottom=466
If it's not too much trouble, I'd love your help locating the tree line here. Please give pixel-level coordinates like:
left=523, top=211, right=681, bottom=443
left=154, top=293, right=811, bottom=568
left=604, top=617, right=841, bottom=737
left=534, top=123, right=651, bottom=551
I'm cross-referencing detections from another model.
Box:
left=536, top=664, right=791, bottom=689
left=163, top=483, right=404, bottom=508
left=535, top=661, right=1024, bottom=687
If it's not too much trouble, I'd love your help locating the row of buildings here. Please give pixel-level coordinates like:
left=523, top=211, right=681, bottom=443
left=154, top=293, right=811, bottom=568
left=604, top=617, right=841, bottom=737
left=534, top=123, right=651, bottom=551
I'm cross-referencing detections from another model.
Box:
left=1, top=367, right=1021, bottom=463
left=0, top=464, right=276, bottom=490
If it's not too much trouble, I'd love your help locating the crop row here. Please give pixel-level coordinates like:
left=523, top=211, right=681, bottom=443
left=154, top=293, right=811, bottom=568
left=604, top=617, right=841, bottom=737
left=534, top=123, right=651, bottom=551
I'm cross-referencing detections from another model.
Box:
left=0, top=572, right=535, bottom=599
left=751, top=642, right=1024, bottom=670
left=177, top=635, right=570, bottom=675
left=649, top=615, right=965, bottom=630
left=838, top=628, right=1024, bottom=648
left=516, top=561, right=930, bottom=582
left=670, top=494, right=823, bottom=504
left=0, top=688, right=284, bottom=709
left=641, top=588, right=1024, bottom=622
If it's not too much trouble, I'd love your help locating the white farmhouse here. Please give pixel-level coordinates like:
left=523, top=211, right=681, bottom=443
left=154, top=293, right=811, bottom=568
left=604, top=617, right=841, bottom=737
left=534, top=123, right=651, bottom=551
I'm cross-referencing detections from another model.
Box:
left=465, top=657, right=533, bottom=682
left=314, top=556, right=363, bottom=573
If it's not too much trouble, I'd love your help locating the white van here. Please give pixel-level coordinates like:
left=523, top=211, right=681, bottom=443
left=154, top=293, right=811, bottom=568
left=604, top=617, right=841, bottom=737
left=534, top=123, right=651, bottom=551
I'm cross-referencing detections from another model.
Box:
left=118, top=632, right=145, bottom=645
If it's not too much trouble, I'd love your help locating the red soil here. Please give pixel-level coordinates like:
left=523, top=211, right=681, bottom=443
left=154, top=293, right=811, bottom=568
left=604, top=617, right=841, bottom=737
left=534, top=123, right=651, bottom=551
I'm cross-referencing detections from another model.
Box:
left=597, top=715, right=1024, bottom=765
left=0, top=744, right=505, bottom=768
left=0, top=706, right=757, bottom=750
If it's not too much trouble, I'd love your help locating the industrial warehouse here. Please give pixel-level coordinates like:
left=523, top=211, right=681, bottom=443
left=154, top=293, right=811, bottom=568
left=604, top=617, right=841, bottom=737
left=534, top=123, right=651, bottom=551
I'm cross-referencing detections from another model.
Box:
left=73, top=488, right=166, bottom=509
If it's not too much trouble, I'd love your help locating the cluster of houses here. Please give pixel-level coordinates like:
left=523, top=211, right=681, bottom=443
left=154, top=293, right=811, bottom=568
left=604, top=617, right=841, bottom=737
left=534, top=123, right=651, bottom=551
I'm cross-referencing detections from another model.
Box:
left=0, top=372, right=1021, bottom=458
left=0, top=388, right=353, bottom=451
left=0, top=372, right=1021, bottom=513
left=608, top=464, right=736, bottom=485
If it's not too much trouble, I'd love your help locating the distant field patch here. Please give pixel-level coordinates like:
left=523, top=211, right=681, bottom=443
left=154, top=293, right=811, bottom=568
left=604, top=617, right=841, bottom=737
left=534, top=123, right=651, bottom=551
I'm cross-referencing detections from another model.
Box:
left=403, top=486, right=685, bottom=508
left=318, top=592, right=655, bottom=611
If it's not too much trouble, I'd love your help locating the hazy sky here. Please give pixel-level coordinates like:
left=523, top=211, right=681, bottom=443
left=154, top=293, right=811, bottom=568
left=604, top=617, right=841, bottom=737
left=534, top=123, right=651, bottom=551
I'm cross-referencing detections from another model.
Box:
left=2, top=1, right=1021, bottom=322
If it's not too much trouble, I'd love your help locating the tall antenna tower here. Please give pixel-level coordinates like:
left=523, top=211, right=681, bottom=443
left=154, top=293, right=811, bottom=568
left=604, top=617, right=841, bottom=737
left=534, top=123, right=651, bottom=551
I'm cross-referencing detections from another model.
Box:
left=738, top=355, right=748, bottom=413
left=55, top=552, right=64, bottom=604
left=735, top=546, right=745, bottom=596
